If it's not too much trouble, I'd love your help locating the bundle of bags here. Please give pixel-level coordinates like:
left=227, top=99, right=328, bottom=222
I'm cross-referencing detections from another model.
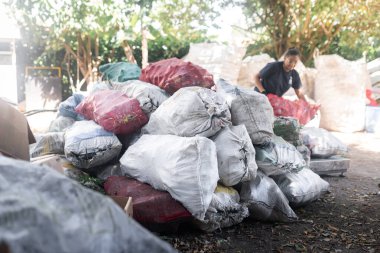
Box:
left=28, top=59, right=345, bottom=235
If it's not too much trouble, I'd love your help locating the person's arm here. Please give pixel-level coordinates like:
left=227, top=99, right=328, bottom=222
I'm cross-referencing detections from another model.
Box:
left=294, top=88, right=306, bottom=101
left=292, top=71, right=306, bottom=101
left=254, top=73, right=266, bottom=93
left=254, top=63, right=274, bottom=93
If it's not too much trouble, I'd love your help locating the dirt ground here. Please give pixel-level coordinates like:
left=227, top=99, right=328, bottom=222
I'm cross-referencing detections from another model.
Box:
left=160, top=132, right=380, bottom=253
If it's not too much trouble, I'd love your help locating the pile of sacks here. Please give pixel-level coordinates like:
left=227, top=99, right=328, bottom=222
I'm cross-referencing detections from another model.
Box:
left=30, top=58, right=345, bottom=233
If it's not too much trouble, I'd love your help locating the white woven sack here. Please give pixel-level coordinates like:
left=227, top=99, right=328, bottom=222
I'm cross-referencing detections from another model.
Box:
left=272, top=168, right=330, bottom=207
left=142, top=86, right=231, bottom=137
left=120, top=134, right=219, bottom=220
left=315, top=55, right=369, bottom=132
left=183, top=42, right=246, bottom=84
left=212, top=125, right=257, bottom=186
left=216, top=79, right=274, bottom=144
left=301, top=127, right=348, bottom=158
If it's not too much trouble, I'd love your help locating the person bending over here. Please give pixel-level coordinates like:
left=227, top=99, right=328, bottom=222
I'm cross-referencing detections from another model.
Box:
left=254, top=47, right=306, bottom=101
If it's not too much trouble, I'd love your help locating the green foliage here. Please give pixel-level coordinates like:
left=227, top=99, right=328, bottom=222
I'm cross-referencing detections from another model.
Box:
left=328, top=33, right=380, bottom=62
left=96, top=34, right=204, bottom=67
left=4, top=0, right=218, bottom=97
left=232, top=0, right=380, bottom=66
left=7, top=0, right=216, bottom=60
left=150, top=0, right=217, bottom=41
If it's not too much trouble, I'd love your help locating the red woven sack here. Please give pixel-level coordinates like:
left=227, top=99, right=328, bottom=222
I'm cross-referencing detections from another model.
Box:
left=139, top=58, right=215, bottom=94
left=267, top=94, right=320, bottom=125
left=104, top=176, right=192, bottom=227
left=75, top=90, right=148, bottom=134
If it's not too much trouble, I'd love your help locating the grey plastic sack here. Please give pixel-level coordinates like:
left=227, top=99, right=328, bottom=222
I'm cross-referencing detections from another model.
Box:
left=112, top=80, right=169, bottom=117
left=296, top=144, right=311, bottom=168
left=64, top=120, right=122, bottom=170
left=255, top=136, right=306, bottom=176
left=212, top=125, right=257, bottom=186
left=194, top=184, right=249, bottom=232
left=272, top=168, right=330, bottom=207
left=0, top=156, right=176, bottom=253
left=301, top=127, right=348, bottom=158
left=240, top=170, right=298, bottom=222
left=95, top=162, right=123, bottom=180
left=30, top=132, right=65, bottom=158
left=58, top=93, right=85, bottom=121
left=120, top=134, right=219, bottom=220
left=48, top=116, right=75, bottom=132
left=117, top=130, right=143, bottom=151
left=88, top=81, right=112, bottom=94
left=142, top=86, right=231, bottom=137
left=216, top=79, right=274, bottom=144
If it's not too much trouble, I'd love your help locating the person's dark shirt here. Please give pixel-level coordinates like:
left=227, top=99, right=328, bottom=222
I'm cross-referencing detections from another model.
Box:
left=257, top=61, right=302, bottom=97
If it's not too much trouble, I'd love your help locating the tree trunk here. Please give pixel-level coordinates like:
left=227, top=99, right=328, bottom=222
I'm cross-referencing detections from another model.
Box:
left=122, top=40, right=137, bottom=64
left=93, top=34, right=100, bottom=82
left=142, top=28, right=148, bottom=69
left=64, top=32, right=94, bottom=91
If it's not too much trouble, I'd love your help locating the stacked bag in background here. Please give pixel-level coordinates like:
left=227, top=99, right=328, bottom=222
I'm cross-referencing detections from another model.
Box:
left=301, top=127, right=349, bottom=158
left=315, top=55, right=368, bottom=132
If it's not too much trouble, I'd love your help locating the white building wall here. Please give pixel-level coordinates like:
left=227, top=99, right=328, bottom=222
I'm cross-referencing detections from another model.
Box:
left=0, top=7, right=20, bottom=104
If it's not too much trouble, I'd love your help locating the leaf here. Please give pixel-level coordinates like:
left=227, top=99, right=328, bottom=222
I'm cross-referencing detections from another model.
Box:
left=327, top=224, right=339, bottom=232
left=130, top=13, right=140, bottom=27
left=295, top=243, right=307, bottom=252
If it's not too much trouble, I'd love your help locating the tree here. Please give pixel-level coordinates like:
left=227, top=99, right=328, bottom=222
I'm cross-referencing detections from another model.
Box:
left=233, top=0, right=380, bottom=65
left=128, top=0, right=217, bottom=67
left=5, top=0, right=218, bottom=91
left=6, top=0, right=139, bottom=90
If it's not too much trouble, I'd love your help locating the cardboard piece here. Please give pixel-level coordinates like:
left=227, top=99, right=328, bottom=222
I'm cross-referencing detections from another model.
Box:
left=31, top=154, right=65, bottom=174
left=31, top=154, right=77, bottom=174
left=0, top=98, right=35, bottom=161
left=110, top=196, right=133, bottom=218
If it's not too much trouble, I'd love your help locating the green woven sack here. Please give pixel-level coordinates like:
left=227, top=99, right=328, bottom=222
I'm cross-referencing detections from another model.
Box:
left=99, top=62, right=141, bottom=82
left=273, top=116, right=303, bottom=146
